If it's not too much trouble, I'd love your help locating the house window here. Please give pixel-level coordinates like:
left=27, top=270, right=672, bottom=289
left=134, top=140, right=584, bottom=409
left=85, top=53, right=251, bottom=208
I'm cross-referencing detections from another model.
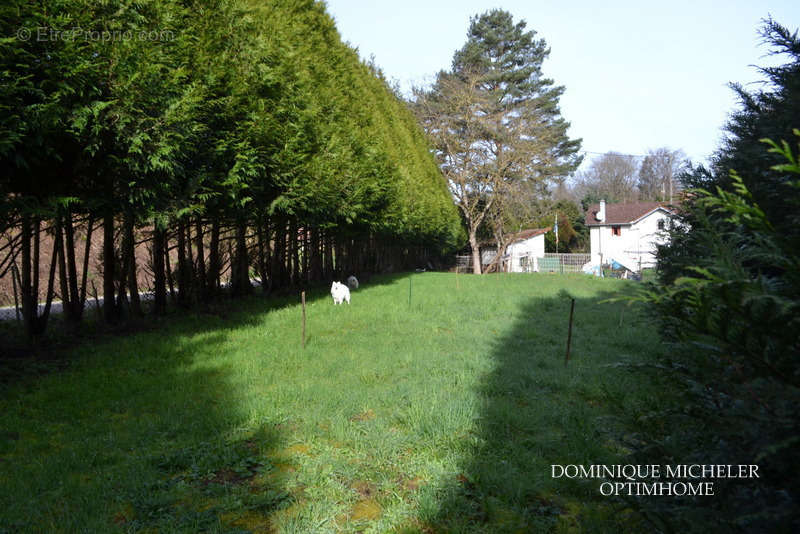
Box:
left=611, top=225, right=622, bottom=236
left=657, top=219, right=665, bottom=230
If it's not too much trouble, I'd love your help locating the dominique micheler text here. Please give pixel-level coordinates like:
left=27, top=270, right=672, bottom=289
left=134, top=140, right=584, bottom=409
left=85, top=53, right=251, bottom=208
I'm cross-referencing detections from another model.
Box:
left=551, top=464, right=760, bottom=496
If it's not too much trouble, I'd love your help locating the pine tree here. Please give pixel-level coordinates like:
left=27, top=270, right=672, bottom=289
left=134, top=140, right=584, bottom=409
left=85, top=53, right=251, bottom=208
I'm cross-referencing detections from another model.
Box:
left=416, top=9, right=581, bottom=273
left=712, top=17, right=800, bottom=236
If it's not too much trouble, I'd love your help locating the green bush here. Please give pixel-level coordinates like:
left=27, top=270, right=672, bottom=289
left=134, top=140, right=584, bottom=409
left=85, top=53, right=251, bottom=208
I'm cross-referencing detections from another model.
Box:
left=626, top=136, right=800, bottom=532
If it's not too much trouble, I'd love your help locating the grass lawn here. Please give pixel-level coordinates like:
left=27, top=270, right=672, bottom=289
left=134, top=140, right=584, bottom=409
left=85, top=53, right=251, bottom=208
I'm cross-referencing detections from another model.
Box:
left=0, top=272, right=666, bottom=533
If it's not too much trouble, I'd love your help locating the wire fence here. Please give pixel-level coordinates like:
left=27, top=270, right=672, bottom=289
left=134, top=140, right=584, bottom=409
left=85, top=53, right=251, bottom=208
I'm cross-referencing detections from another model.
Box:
left=3, top=256, right=599, bottom=321
left=0, top=305, right=19, bottom=321
left=453, top=253, right=591, bottom=274
left=0, top=293, right=154, bottom=322
left=454, top=255, right=472, bottom=272
left=536, top=253, right=591, bottom=274
left=0, top=281, right=267, bottom=322
left=0, top=300, right=73, bottom=322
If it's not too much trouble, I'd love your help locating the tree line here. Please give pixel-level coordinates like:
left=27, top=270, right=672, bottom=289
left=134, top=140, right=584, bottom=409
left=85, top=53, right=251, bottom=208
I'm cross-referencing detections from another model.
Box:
left=568, top=147, right=689, bottom=206
left=627, top=18, right=800, bottom=532
left=0, top=0, right=462, bottom=341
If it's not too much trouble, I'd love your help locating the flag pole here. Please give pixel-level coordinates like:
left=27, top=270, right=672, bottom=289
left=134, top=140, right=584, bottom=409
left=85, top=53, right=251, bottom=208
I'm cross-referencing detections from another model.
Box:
left=554, top=213, right=559, bottom=254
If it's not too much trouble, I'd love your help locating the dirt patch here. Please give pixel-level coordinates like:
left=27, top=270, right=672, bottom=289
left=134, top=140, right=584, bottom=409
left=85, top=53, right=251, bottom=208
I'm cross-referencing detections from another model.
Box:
left=273, top=420, right=299, bottom=432
left=394, top=519, right=436, bottom=534
left=221, top=510, right=273, bottom=533
left=456, top=473, right=478, bottom=493
left=203, top=468, right=249, bottom=487
left=349, top=409, right=375, bottom=422
left=283, top=443, right=310, bottom=456
left=112, top=503, right=135, bottom=525
left=272, top=462, right=296, bottom=473
left=268, top=500, right=306, bottom=528
left=202, top=458, right=264, bottom=488
left=351, top=480, right=377, bottom=499
left=398, top=476, right=424, bottom=492
left=350, top=498, right=382, bottom=521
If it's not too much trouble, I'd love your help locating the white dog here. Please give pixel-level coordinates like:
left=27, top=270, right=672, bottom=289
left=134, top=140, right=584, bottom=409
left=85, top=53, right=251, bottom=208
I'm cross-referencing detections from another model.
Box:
left=330, top=281, right=351, bottom=305
left=346, top=275, right=359, bottom=290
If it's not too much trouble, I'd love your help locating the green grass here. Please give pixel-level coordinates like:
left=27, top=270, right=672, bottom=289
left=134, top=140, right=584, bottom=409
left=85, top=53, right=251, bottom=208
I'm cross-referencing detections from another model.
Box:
left=640, top=268, right=657, bottom=283
left=0, top=273, right=666, bottom=533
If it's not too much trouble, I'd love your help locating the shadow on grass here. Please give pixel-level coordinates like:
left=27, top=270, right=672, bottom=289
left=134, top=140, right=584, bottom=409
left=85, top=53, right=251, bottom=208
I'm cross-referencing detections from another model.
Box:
left=1, top=321, right=278, bottom=532
left=0, top=273, right=411, bottom=380
left=0, top=272, right=411, bottom=532
left=421, top=284, right=657, bottom=533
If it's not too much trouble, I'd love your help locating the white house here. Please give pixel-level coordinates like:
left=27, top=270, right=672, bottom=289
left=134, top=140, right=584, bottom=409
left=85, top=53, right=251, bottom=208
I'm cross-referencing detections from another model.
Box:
left=504, top=228, right=549, bottom=272
left=477, top=228, right=549, bottom=272
left=585, top=200, right=675, bottom=272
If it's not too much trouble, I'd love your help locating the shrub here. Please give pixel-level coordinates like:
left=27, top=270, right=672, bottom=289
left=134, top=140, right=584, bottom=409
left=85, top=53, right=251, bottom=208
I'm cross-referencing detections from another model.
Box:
left=625, top=136, right=800, bottom=532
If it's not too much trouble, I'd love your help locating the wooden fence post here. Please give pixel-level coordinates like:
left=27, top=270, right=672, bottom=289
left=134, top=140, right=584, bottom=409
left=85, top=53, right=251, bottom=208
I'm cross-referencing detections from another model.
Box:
left=11, top=262, right=21, bottom=322
left=301, top=291, right=306, bottom=349
left=565, top=298, right=575, bottom=365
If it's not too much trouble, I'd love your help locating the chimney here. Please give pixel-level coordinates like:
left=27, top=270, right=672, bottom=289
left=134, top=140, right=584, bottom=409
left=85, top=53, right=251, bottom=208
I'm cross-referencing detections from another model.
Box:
left=596, top=199, right=606, bottom=222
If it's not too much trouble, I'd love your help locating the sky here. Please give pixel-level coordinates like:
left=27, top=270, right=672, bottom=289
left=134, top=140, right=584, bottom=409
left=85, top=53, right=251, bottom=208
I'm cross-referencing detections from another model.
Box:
left=324, top=0, right=800, bottom=169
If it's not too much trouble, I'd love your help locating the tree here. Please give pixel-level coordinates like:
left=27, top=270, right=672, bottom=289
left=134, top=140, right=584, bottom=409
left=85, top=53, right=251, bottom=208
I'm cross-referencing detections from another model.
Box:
left=573, top=151, right=639, bottom=204
left=626, top=18, right=800, bottom=530
left=480, top=180, right=550, bottom=272
left=414, top=9, right=581, bottom=273
left=638, top=148, right=688, bottom=202
left=540, top=199, right=585, bottom=253
left=632, top=137, right=800, bottom=533
left=661, top=17, right=800, bottom=285
left=711, top=17, right=800, bottom=236
left=0, top=0, right=108, bottom=336
left=0, top=0, right=462, bottom=341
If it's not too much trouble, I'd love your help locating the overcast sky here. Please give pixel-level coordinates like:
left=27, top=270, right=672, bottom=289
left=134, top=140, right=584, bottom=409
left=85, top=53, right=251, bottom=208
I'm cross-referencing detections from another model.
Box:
left=324, top=0, right=800, bottom=168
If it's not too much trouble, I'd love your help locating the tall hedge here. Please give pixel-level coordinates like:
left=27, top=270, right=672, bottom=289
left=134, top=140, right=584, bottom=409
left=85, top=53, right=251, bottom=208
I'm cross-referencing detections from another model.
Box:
left=0, top=0, right=461, bottom=338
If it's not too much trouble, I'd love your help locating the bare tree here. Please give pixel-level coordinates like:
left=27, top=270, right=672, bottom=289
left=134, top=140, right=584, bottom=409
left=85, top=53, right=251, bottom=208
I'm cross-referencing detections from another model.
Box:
left=414, top=72, right=496, bottom=273
left=573, top=152, right=639, bottom=204
left=638, top=148, right=688, bottom=202
left=482, top=180, right=549, bottom=272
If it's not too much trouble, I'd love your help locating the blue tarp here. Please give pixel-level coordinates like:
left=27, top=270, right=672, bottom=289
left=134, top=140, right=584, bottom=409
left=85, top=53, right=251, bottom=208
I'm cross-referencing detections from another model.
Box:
left=581, top=262, right=603, bottom=277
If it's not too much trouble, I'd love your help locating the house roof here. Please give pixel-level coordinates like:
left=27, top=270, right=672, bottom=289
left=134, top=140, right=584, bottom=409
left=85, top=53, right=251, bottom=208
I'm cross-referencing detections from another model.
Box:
left=478, top=227, right=550, bottom=248
left=585, top=202, right=674, bottom=226
left=508, top=227, right=550, bottom=243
